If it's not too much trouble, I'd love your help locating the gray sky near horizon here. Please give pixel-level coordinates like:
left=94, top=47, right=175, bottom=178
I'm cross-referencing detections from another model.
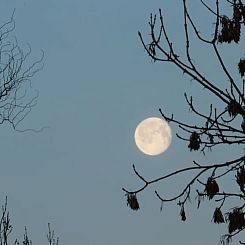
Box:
left=0, top=1, right=243, bottom=244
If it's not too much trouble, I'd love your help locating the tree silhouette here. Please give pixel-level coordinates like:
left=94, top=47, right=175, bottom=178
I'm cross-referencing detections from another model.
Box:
left=0, top=11, right=43, bottom=131
left=123, top=0, right=245, bottom=244
left=0, top=197, right=59, bottom=245
left=0, top=12, right=56, bottom=245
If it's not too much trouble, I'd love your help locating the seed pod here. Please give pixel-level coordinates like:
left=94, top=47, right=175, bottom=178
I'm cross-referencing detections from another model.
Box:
left=212, top=207, right=225, bottom=224
left=180, top=205, right=186, bottom=221
left=127, top=194, right=140, bottom=211
left=236, top=166, right=245, bottom=192
left=226, top=208, right=245, bottom=233
left=227, top=100, right=243, bottom=117
left=233, top=5, right=242, bottom=22
left=205, top=177, right=219, bottom=200
left=238, top=59, right=245, bottom=77
left=188, top=132, right=201, bottom=151
left=233, top=21, right=241, bottom=43
left=218, top=15, right=241, bottom=44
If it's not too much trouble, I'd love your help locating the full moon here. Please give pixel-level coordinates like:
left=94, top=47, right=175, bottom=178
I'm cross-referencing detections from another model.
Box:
left=134, top=117, right=172, bottom=156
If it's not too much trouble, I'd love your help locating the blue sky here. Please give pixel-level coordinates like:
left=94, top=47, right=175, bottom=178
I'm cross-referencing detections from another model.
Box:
left=0, top=1, right=243, bottom=244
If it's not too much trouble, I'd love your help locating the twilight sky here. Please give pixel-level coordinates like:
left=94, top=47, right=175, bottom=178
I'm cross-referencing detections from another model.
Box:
left=0, top=1, right=243, bottom=244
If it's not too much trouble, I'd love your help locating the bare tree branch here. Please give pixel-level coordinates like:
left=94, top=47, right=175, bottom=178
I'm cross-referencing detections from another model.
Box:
left=0, top=11, right=44, bottom=132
